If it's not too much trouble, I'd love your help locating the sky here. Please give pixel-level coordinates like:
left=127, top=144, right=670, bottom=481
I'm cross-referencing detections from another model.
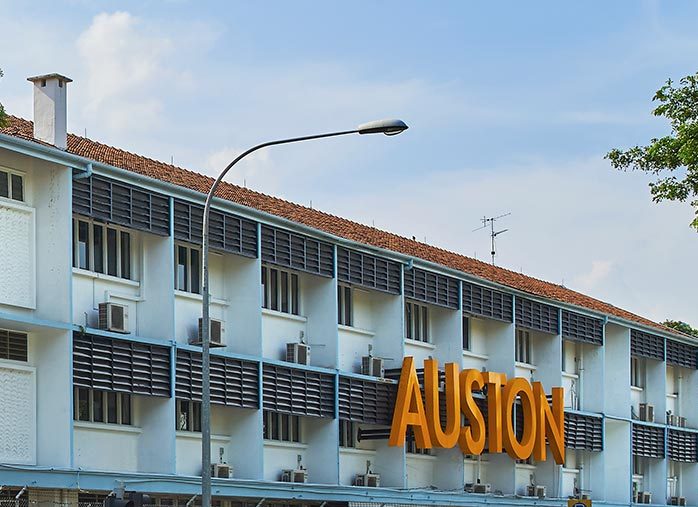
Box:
left=1, top=0, right=697, bottom=326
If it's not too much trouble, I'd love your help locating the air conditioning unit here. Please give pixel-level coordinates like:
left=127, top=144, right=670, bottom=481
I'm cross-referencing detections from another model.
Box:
left=639, top=403, right=654, bottom=423
left=211, top=463, right=233, bottom=478
left=354, top=473, right=380, bottom=487
left=190, top=318, right=225, bottom=347
left=526, top=485, right=546, bottom=498
left=473, top=483, right=491, bottom=494
left=98, top=302, right=129, bottom=333
left=286, top=343, right=311, bottom=365
left=361, top=356, right=385, bottom=377
left=679, top=416, right=687, bottom=428
left=636, top=491, right=652, bottom=504
left=281, top=468, right=308, bottom=483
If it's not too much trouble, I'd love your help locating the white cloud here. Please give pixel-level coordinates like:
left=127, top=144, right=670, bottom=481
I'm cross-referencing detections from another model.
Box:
left=573, top=260, right=614, bottom=291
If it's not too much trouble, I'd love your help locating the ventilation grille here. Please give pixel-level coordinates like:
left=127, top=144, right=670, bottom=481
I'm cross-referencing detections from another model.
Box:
left=338, top=375, right=397, bottom=425
left=404, top=268, right=459, bottom=309
left=262, top=363, right=334, bottom=418
left=516, top=298, right=559, bottom=335
left=73, top=175, right=170, bottom=236
left=0, top=329, right=28, bottom=362
left=668, top=429, right=698, bottom=462
left=173, top=199, right=258, bottom=257
left=632, top=423, right=665, bottom=458
left=337, top=247, right=401, bottom=295
left=666, top=340, right=698, bottom=369
left=462, top=282, right=513, bottom=322
left=176, top=349, right=259, bottom=408
left=564, top=412, right=603, bottom=451
left=561, top=311, right=603, bottom=345
left=261, top=225, right=334, bottom=277
left=631, top=329, right=665, bottom=361
left=73, top=333, right=170, bottom=397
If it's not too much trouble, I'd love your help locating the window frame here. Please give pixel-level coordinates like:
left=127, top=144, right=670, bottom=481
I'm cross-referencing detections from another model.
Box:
left=262, top=410, right=302, bottom=443
left=73, top=387, right=132, bottom=426
left=174, top=243, right=202, bottom=294
left=405, top=300, right=430, bottom=343
left=72, top=216, right=134, bottom=280
left=339, top=419, right=357, bottom=448
left=261, top=264, right=300, bottom=316
left=337, top=284, right=353, bottom=327
left=462, top=315, right=470, bottom=351
left=631, top=356, right=645, bottom=389
left=176, top=399, right=202, bottom=432
left=0, top=166, right=26, bottom=203
left=0, top=329, right=28, bottom=362
left=516, top=328, right=532, bottom=364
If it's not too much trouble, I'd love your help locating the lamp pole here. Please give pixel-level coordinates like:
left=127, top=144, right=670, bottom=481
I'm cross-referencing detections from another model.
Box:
left=200, top=119, right=408, bottom=507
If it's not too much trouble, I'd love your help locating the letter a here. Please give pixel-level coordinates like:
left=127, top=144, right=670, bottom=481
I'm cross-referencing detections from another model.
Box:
left=389, top=357, right=432, bottom=448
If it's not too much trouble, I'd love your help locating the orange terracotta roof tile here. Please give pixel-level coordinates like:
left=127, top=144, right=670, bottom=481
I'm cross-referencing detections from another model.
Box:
left=0, top=115, right=688, bottom=338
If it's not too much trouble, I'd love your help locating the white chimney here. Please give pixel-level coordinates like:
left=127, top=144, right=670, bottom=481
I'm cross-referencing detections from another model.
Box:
left=27, top=73, right=72, bottom=149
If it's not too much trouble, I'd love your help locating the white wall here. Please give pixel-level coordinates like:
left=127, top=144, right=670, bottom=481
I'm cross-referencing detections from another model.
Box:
left=604, top=324, right=631, bottom=418
left=74, top=424, right=140, bottom=472
left=604, top=419, right=631, bottom=502
left=0, top=360, right=36, bottom=464
left=405, top=454, right=436, bottom=488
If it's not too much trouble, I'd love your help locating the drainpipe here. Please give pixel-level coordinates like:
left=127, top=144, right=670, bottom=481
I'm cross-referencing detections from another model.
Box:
left=73, top=162, right=93, bottom=180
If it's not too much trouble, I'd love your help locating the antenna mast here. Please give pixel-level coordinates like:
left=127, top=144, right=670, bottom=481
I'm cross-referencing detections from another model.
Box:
left=473, top=213, right=511, bottom=265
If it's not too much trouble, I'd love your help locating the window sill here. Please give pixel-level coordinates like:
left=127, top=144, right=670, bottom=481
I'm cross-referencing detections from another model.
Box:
left=74, top=421, right=142, bottom=434
left=263, top=440, right=308, bottom=450
left=338, top=325, right=375, bottom=338
left=0, top=360, right=35, bottom=373
left=404, top=339, right=436, bottom=350
left=73, top=268, right=140, bottom=288
left=339, top=447, right=377, bottom=456
left=176, top=431, right=231, bottom=442
left=631, top=386, right=644, bottom=393
left=515, top=361, right=537, bottom=371
left=406, top=452, right=437, bottom=461
left=262, top=308, right=307, bottom=323
left=666, top=393, right=678, bottom=399
left=515, top=463, right=536, bottom=470
left=562, top=467, right=580, bottom=475
left=0, top=197, right=33, bottom=212
left=562, top=371, right=579, bottom=380
left=175, top=290, right=228, bottom=306
left=462, top=350, right=489, bottom=361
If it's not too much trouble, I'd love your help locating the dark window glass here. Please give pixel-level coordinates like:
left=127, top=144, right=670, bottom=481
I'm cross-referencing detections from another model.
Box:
left=106, top=391, right=118, bottom=423
left=192, top=401, right=201, bottom=432
left=414, top=304, right=421, bottom=340
left=344, top=286, right=352, bottom=326
left=93, top=225, right=104, bottom=273
left=178, top=400, right=190, bottom=430
left=11, top=174, right=23, bottom=201
left=120, top=231, right=131, bottom=279
left=121, top=394, right=131, bottom=425
left=280, top=271, right=289, bottom=313
left=190, top=248, right=200, bottom=294
left=291, top=274, right=299, bottom=315
left=78, top=221, right=90, bottom=270
left=292, top=415, right=300, bottom=442
left=270, top=268, right=279, bottom=311
left=77, top=388, right=90, bottom=421
left=0, top=171, right=8, bottom=198
left=405, top=303, right=412, bottom=340
left=92, top=390, right=104, bottom=422
left=281, top=413, right=290, bottom=441
left=271, top=412, right=280, bottom=440
left=106, top=228, right=118, bottom=276
left=421, top=306, right=429, bottom=342
left=176, top=246, right=188, bottom=291
left=463, top=316, right=470, bottom=350
left=261, top=267, right=268, bottom=309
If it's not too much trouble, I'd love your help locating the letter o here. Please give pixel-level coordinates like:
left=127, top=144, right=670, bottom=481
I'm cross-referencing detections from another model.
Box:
left=502, top=378, right=537, bottom=460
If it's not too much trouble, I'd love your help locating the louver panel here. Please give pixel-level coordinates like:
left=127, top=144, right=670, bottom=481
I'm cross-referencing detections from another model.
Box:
left=338, top=376, right=397, bottom=425
left=0, top=330, right=28, bottom=362
left=668, top=429, right=698, bottom=462
left=262, top=363, right=334, bottom=418
left=404, top=268, right=459, bottom=309
left=516, top=298, right=559, bottom=335
left=632, top=423, right=665, bottom=459
left=462, top=282, right=513, bottom=322
left=72, top=333, right=170, bottom=397
left=564, top=412, right=603, bottom=452
left=561, top=311, right=604, bottom=345
left=260, top=225, right=334, bottom=277
left=175, top=349, right=259, bottom=408
left=666, top=340, right=698, bottom=369
left=336, top=247, right=401, bottom=295
left=72, top=175, right=170, bottom=236
left=173, top=199, right=258, bottom=258
left=631, top=330, right=665, bottom=361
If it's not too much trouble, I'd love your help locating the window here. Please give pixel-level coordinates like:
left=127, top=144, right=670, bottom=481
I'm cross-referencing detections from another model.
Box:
left=633, top=455, right=645, bottom=476
left=406, top=434, right=431, bottom=455
left=0, top=169, right=24, bottom=202
left=463, top=316, right=470, bottom=350
left=405, top=301, right=429, bottom=342
left=338, top=285, right=353, bottom=326
left=516, top=329, right=531, bottom=364
left=175, top=244, right=201, bottom=294
left=631, top=357, right=644, bottom=388
left=263, top=410, right=301, bottom=443
left=339, top=420, right=357, bottom=448
left=262, top=265, right=300, bottom=315
left=73, top=387, right=131, bottom=425
left=72, top=218, right=132, bottom=279
left=0, top=329, right=28, bottom=362
left=176, top=400, right=202, bottom=432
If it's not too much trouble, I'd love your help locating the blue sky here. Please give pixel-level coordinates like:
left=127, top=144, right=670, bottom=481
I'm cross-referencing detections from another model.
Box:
left=2, top=0, right=697, bottom=325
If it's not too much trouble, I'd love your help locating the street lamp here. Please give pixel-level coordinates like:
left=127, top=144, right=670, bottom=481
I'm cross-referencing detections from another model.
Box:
left=200, top=118, right=408, bottom=507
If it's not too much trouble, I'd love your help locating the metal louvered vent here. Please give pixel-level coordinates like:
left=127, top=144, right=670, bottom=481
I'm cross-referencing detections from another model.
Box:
left=561, top=311, right=603, bottom=345
left=666, top=340, right=698, bottom=369
left=336, top=247, right=401, bottom=295
left=173, top=199, right=258, bottom=258
left=631, top=329, right=665, bottom=361
left=516, top=298, right=559, bottom=335
left=73, top=175, right=170, bottom=236
left=176, top=349, right=259, bottom=408
left=73, top=333, right=170, bottom=397
left=564, top=412, right=603, bottom=451
left=404, top=268, right=459, bottom=309
left=338, top=376, right=397, bottom=425
left=261, top=225, right=334, bottom=277
left=262, top=363, right=334, bottom=418
left=462, top=282, right=513, bottom=322
left=0, top=330, right=28, bottom=362
left=632, top=423, right=665, bottom=458
left=668, top=429, right=698, bottom=462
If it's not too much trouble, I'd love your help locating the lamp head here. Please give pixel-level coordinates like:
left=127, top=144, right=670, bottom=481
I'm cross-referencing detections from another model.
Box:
left=357, top=118, right=408, bottom=136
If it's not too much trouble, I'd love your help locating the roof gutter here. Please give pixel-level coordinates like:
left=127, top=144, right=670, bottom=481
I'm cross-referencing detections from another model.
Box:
left=0, top=132, right=91, bottom=173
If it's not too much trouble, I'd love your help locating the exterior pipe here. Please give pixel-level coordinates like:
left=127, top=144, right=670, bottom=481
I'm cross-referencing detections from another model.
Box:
left=73, top=162, right=93, bottom=179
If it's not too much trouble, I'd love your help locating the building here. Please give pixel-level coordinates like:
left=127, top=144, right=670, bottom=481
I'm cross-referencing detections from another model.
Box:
left=0, top=73, right=696, bottom=507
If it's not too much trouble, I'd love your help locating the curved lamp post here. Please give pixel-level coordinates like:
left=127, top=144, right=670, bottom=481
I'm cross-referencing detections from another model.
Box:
left=200, top=118, right=408, bottom=507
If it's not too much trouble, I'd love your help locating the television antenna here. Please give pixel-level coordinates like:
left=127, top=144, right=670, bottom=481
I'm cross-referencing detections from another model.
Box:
left=473, top=212, right=511, bottom=265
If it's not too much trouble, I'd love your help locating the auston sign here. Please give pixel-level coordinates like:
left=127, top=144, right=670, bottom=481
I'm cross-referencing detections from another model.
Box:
left=388, top=357, right=565, bottom=464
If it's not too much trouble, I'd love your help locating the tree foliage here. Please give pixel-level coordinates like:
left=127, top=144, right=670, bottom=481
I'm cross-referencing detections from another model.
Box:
left=607, top=72, right=698, bottom=230
left=663, top=320, right=698, bottom=337
left=0, top=68, right=7, bottom=128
